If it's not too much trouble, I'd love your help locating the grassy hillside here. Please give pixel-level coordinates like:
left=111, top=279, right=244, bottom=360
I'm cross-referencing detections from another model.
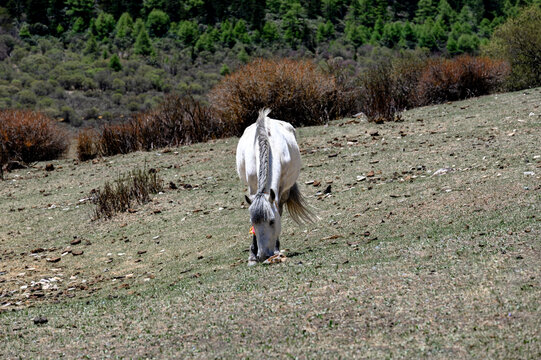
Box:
left=1, top=88, right=540, bottom=358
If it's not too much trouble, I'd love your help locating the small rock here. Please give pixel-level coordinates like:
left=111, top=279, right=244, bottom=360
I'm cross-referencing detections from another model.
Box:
left=45, top=164, right=55, bottom=171
left=366, top=171, right=375, bottom=177
left=72, top=249, right=84, bottom=256
left=33, top=316, right=48, bottom=325
left=70, top=238, right=81, bottom=245
left=431, top=168, right=454, bottom=177
left=46, top=257, right=61, bottom=263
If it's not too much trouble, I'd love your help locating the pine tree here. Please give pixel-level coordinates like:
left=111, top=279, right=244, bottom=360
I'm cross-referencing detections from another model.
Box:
left=177, top=20, right=199, bottom=46
left=261, top=21, right=279, bottom=44
left=220, top=20, right=235, bottom=47
left=415, top=0, right=438, bottom=23
left=146, top=8, right=170, bottom=37
left=109, top=54, right=122, bottom=71
left=94, top=12, right=115, bottom=39
left=436, top=0, right=456, bottom=30
left=282, top=2, right=308, bottom=47
left=233, top=19, right=250, bottom=44
left=84, top=34, right=99, bottom=56
left=115, top=13, right=134, bottom=39
left=66, top=0, right=95, bottom=27
left=401, top=21, right=417, bottom=49
left=134, top=27, right=155, bottom=56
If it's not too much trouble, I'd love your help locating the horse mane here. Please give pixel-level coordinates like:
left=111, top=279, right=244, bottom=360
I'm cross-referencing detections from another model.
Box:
left=249, top=108, right=274, bottom=224
left=256, top=108, right=271, bottom=194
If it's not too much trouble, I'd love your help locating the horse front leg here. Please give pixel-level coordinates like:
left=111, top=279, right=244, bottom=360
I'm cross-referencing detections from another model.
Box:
left=248, top=234, right=258, bottom=265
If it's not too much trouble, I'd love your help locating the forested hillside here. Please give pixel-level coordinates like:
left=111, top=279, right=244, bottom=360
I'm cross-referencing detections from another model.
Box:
left=0, top=0, right=539, bottom=126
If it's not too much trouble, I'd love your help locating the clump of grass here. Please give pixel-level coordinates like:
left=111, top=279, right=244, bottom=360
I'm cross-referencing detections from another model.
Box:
left=92, top=168, right=163, bottom=219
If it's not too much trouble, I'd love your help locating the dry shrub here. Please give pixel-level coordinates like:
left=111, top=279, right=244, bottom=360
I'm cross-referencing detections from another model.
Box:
left=92, top=168, right=163, bottom=219
left=135, top=94, right=228, bottom=150
left=359, top=54, right=509, bottom=123
left=76, top=129, right=99, bottom=161
left=98, top=122, right=139, bottom=156
left=209, top=58, right=355, bottom=133
left=77, top=94, right=224, bottom=159
left=0, top=109, right=68, bottom=166
left=417, top=55, right=510, bottom=105
left=359, top=61, right=399, bottom=123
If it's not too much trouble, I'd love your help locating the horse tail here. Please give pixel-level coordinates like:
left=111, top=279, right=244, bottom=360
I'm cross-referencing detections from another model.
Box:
left=256, top=108, right=271, bottom=193
left=286, top=183, right=317, bottom=224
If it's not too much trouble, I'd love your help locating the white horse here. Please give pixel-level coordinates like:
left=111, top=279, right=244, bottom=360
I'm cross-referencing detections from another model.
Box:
left=236, top=108, right=314, bottom=264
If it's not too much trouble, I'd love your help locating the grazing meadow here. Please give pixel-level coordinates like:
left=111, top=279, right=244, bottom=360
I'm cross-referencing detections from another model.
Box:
left=1, top=88, right=540, bottom=358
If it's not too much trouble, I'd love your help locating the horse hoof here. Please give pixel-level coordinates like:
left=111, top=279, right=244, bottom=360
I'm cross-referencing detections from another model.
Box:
left=247, top=260, right=257, bottom=266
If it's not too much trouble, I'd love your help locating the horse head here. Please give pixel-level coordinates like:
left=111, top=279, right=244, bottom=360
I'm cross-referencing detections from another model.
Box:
left=245, top=189, right=281, bottom=261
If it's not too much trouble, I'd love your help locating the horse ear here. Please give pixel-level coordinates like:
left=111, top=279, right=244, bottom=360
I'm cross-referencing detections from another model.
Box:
left=269, top=189, right=275, bottom=203
left=244, top=195, right=252, bottom=205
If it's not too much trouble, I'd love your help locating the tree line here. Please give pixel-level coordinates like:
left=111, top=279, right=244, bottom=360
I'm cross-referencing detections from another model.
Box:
left=3, top=0, right=540, bottom=55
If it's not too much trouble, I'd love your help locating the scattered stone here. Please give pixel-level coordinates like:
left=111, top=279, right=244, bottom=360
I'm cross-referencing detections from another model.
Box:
left=323, top=185, right=332, bottom=194
left=72, top=249, right=84, bottom=256
left=31, top=248, right=46, bottom=254
left=366, top=171, right=375, bottom=177
left=33, top=316, right=48, bottom=325
left=45, top=164, right=55, bottom=171
left=431, top=168, right=454, bottom=177
left=169, top=181, right=178, bottom=190
left=321, top=235, right=341, bottom=240
left=46, top=257, right=61, bottom=263
left=70, top=238, right=81, bottom=246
